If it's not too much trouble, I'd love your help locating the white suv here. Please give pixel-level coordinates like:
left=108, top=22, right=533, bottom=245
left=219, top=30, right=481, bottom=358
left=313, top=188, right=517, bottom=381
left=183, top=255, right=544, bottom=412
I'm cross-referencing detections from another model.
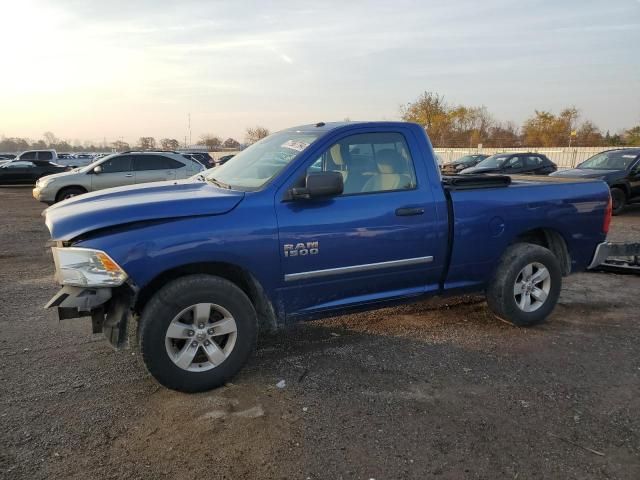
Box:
left=33, top=151, right=205, bottom=204
left=15, top=149, right=96, bottom=168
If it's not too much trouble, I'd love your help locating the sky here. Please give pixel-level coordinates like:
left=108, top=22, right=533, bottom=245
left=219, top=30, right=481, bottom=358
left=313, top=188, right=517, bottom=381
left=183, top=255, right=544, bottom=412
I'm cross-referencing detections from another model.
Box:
left=0, top=0, right=639, bottom=145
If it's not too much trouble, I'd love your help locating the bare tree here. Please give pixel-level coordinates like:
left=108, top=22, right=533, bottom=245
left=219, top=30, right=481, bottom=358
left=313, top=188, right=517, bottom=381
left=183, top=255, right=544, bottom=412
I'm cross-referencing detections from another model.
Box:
left=223, top=137, right=241, bottom=148
left=111, top=140, right=130, bottom=151
left=160, top=138, right=180, bottom=150
left=198, top=134, right=222, bottom=150
left=43, top=131, right=58, bottom=147
left=245, top=126, right=270, bottom=145
left=137, top=137, right=156, bottom=150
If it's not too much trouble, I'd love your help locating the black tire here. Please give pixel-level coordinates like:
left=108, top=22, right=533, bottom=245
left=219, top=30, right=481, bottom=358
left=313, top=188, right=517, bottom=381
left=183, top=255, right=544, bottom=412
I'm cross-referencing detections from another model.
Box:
left=139, top=274, right=257, bottom=392
left=55, top=186, right=87, bottom=203
left=486, top=243, right=562, bottom=327
left=610, top=187, right=626, bottom=216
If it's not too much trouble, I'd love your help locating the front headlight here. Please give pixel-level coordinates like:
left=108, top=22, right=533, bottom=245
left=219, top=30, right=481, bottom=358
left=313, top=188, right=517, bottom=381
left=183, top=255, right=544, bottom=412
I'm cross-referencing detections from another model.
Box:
left=52, top=247, right=127, bottom=287
left=38, top=177, right=55, bottom=188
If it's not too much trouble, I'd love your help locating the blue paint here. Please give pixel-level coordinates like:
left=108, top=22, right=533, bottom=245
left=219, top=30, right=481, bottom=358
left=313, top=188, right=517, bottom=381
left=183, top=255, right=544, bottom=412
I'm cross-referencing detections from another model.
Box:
left=44, top=122, right=610, bottom=324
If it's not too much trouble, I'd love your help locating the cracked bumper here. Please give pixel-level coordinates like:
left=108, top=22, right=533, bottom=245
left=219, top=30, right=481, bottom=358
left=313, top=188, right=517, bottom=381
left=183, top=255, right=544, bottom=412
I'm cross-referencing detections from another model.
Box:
left=45, top=285, right=134, bottom=349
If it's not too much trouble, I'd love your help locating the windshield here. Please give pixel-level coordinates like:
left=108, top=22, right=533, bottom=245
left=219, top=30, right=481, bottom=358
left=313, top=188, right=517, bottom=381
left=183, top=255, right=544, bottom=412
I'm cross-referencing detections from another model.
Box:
left=204, top=130, right=320, bottom=190
left=475, top=155, right=510, bottom=169
left=578, top=151, right=639, bottom=170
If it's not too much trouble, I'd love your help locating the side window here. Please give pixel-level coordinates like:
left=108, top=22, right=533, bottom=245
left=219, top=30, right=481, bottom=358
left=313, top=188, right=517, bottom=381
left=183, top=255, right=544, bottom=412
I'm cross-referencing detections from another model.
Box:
left=526, top=156, right=543, bottom=168
left=6, top=161, right=35, bottom=168
left=133, top=155, right=184, bottom=171
left=507, top=156, right=524, bottom=169
left=20, top=152, right=37, bottom=160
left=38, top=151, right=53, bottom=161
left=162, top=156, right=185, bottom=169
left=306, top=132, right=417, bottom=195
left=100, top=155, right=131, bottom=173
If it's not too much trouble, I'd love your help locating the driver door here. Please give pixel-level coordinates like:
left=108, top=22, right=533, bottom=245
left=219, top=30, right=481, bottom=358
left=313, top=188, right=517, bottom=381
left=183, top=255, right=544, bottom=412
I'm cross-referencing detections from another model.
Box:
left=90, top=155, right=134, bottom=191
left=274, top=129, right=444, bottom=317
left=1, top=161, right=37, bottom=184
left=504, top=155, right=527, bottom=174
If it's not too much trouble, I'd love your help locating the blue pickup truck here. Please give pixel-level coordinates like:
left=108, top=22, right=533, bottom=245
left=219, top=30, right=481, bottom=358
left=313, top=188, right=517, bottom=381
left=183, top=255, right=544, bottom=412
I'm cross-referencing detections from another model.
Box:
left=43, top=122, right=612, bottom=392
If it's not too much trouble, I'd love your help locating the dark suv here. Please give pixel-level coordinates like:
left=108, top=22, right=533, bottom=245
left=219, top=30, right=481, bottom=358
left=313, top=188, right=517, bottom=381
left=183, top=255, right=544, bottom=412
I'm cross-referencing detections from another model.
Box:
left=550, top=148, right=640, bottom=214
left=460, top=153, right=557, bottom=176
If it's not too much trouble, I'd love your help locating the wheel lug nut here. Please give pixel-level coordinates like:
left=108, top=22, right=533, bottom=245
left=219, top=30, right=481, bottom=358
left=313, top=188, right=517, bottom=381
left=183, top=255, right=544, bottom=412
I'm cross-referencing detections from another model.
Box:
left=187, top=330, right=194, bottom=337
left=207, top=328, right=214, bottom=335
left=204, top=341, right=210, bottom=346
left=198, top=323, right=204, bottom=329
left=191, top=341, right=198, bottom=347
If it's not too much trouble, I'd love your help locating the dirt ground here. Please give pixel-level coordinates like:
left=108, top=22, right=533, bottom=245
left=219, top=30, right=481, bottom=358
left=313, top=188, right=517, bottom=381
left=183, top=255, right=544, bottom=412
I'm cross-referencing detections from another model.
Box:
left=1, top=186, right=639, bottom=480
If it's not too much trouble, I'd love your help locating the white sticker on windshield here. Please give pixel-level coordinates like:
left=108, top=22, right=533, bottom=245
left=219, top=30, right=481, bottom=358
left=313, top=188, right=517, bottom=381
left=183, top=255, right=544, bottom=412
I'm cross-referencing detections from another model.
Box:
left=281, top=140, right=310, bottom=152
left=622, top=155, right=636, bottom=158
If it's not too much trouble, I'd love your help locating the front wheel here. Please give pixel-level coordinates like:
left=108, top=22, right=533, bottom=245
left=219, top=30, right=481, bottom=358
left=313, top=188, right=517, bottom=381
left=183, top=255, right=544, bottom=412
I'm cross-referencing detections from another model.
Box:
left=610, top=187, right=626, bottom=216
left=486, top=243, right=562, bottom=327
left=139, top=275, right=257, bottom=392
left=55, top=186, right=87, bottom=203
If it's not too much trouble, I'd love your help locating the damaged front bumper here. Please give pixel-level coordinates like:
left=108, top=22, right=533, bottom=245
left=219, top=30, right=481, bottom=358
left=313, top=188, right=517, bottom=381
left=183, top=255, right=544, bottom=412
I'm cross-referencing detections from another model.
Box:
left=45, top=284, right=136, bottom=349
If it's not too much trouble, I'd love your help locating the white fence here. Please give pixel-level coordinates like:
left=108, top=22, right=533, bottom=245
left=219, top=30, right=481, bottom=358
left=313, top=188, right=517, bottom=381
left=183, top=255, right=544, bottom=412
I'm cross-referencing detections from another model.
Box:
left=433, top=146, right=634, bottom=169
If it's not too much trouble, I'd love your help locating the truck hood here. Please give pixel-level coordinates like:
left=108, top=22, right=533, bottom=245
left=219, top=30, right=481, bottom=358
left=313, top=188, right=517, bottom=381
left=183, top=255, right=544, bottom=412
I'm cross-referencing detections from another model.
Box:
left=549, top=168, right=619, bottom=179
left=44, top=179, right=244, bottom=240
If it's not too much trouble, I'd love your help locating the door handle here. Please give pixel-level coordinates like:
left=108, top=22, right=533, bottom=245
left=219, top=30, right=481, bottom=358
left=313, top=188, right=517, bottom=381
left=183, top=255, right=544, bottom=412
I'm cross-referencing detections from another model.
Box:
left=395, top=207, right=425, bottom=216
left=124, top=173, right=134, bottom=177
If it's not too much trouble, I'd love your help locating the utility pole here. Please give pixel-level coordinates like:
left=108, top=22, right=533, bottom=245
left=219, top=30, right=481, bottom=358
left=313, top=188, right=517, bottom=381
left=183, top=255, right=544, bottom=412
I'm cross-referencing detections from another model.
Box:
left=188, top=113, right=192, bottom=147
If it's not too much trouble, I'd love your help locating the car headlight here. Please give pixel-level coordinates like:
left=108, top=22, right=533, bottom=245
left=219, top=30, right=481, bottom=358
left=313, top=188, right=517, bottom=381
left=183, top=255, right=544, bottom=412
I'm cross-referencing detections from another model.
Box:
left=38, top=177, right=55, bottom=188
left=52, top=247, right=127, bottom=287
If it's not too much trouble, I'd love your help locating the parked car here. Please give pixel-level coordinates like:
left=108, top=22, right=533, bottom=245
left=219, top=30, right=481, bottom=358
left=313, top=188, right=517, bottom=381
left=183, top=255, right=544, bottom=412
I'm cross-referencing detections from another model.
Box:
left=441, top=154, right=489, bottom=174
left=0, top=153, right=16, bottom=161
left=0, top=159, right=67, bottom=185
left=33, top=151, right=205, bottom=204
left=216, top=154, right=235, bottom=166
left=178, top=150, right=214, bottom=168
left=41, top=121, right=611, bottom=393
left=550, top=148, right=640, bottom=215
left=460, top=153, right=557, bottom=175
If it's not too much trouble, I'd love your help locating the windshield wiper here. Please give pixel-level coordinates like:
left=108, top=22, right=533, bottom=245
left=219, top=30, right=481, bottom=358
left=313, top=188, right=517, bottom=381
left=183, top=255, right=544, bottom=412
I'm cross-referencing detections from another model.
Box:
left=206, top=177, right=232, bottom=189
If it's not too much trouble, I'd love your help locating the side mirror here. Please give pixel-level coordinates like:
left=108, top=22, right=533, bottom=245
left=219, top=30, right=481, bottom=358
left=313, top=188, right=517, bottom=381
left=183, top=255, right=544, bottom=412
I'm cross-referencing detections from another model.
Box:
left=93, top=165, right=103, bottom=174
left=290, top=171, right=343, bottom=200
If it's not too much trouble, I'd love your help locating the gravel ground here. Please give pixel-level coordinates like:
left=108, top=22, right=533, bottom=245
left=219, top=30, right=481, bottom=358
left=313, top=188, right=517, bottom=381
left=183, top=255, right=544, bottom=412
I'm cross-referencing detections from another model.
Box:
left=1, top=186, right=639, bottom=480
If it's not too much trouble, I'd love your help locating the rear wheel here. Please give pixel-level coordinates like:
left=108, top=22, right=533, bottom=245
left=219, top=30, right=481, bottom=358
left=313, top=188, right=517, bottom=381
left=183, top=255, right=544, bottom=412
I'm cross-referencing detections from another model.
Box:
left=610, top=187, right=626, bottom=216
left=55, top=186, right=87, bottom=203
left=139, top=275, right=257, bottom=392
left=486, top=243, right=562, bottom=326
